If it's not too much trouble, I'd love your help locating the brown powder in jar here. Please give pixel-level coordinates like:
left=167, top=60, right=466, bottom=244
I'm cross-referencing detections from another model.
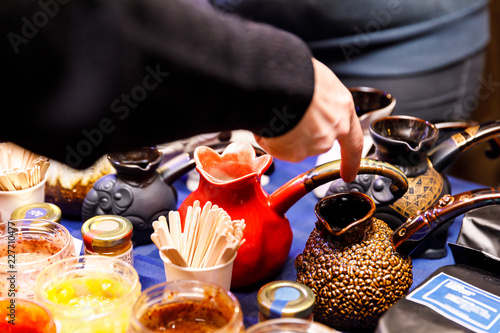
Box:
left=0, top=238, right=63, bottom=263
left=139, top=301, right=229, bottom=332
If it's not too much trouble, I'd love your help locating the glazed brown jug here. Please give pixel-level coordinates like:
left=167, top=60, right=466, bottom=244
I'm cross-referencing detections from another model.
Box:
left=296, top=188, right=500, bottom=331
left=327, top=116, right=500, bottom=259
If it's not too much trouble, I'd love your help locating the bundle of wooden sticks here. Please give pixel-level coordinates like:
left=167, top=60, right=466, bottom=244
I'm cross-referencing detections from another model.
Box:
left=0, top=142, right=50, bottom=191
left=151, top=200, right=246, bottom=268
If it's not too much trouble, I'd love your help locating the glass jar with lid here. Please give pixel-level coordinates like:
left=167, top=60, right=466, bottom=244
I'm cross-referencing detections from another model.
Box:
left=128, top=280, right=244, bottom=333
left=10, top=202, right=62, bottom=223
left=247, top=318, right=339, bottom=333
left=35, top=255, right=141, bottom=333
left=81, top=215, right=134, bottom=265
left=257, top=280, right=315, bottom=322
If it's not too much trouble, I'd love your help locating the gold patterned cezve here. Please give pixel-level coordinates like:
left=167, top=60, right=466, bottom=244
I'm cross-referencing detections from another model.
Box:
left=388, top=160, right=444, bottom=218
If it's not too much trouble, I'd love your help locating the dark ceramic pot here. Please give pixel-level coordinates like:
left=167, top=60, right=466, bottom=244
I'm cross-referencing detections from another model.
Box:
left=328, top=116, right=500, bottom=259
left=82, top=147, right=177, bottom=245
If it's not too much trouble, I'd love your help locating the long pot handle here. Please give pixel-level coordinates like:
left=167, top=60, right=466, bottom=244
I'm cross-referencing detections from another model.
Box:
left=434, top=120, right=477, bottom=131
left=429, top=120, right=500, bottom=172
left=393, top=188, right=500, bottom=256
left=434, top=120, right=500, bottom=159
left=270, top=158, right=408, bottom=216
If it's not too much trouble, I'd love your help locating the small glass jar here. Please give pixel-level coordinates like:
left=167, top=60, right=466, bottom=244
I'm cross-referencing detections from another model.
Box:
left=35, top=255, right=141, bottom=333
left=257, top=281, right=315, bottom=321
left=246, top=318, right=338, bottom=333
left=10, top=202, right=62, bottom=223
left=128, top=280, right=244, bottom=333
left=0, top=298, right=57, bottom=333
left=81, top=215, right=133, bottom=266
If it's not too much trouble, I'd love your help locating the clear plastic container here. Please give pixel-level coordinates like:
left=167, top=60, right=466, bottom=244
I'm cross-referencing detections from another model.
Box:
left=127, top=280, right=244, bottom=333
left=246, top=318, right=339, bottom=333
left=35, top=255, right=141, bottom=333
left=0, top=219, right=75, bottom=299
left=0, top=297, right=57, bottom=333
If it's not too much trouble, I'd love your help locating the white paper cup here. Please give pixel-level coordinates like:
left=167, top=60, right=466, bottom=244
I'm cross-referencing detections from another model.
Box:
left=0, top=178, right=46, bottom=222
left=160, top=252, right=236, bottom=290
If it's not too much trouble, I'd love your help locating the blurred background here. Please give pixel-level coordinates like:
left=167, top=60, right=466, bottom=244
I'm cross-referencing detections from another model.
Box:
left=448, top=1, right=500, bottom=187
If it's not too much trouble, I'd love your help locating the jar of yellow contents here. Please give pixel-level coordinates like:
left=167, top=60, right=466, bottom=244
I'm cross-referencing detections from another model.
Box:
left=35, top=255, right=141, bottom=333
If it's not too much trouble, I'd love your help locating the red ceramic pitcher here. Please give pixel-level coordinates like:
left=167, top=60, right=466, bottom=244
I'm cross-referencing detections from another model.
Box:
left=179, top=141, right=409, bottom=288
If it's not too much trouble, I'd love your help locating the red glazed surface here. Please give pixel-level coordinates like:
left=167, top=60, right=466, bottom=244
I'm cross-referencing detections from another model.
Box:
left=179, top=142, right=293, bottom=288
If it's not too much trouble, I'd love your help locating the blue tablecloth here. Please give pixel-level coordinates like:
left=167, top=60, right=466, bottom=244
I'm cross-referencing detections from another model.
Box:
left=60, top=156, right=486, bottom=329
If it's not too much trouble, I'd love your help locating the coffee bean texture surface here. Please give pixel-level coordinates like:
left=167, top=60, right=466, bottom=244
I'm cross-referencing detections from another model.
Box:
left=296, top=218, right=412, bottom=331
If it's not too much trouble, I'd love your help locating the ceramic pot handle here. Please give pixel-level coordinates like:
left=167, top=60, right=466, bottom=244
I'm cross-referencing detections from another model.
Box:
left=434, top=120, right=500, bottom=159
left=393, top=188, right=500, bottom=256
left=434, top=120, right=477, bottom=131
left=429, top=120, right=500, bottom=172
left=270, top=158, right=408, bottom=216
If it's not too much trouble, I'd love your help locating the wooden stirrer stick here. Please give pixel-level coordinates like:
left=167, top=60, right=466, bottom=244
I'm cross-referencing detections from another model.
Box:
left=161, top=246, right=188, bottom=267
left=186, top=206, right=201, bottom=266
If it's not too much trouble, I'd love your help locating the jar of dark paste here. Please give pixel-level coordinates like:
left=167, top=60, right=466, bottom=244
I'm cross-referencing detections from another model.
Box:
left=128, top=280, right=244, bottom=333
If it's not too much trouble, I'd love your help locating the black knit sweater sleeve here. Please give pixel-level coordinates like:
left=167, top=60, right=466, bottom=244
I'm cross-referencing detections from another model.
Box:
left=0, top=0, right=314, bottom=169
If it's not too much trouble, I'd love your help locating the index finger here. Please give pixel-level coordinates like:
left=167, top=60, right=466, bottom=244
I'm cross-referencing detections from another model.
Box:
left=337, top=112, right=364, bottom=183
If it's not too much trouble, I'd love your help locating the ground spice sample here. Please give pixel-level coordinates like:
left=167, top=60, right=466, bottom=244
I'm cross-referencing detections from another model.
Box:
left=296, top=218, right=413, bottom=331
left=0, top=238, right=62, bottom=263
left=139, top=301, right=229, bottom=332
left=0, top=237, right=64, bottom=299
left=0, top=298, right=57, bottom=333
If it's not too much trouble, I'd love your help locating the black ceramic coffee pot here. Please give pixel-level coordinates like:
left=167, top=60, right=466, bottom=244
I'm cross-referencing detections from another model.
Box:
left=81, top=147, right=176, bottom=245
left=327, top=116, right=500, bottom=258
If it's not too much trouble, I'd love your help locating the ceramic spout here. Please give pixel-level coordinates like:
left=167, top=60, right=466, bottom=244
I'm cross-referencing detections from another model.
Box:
left=393, top=188, right=500, bottom=256
left=315, top=192, right=376, bottom=246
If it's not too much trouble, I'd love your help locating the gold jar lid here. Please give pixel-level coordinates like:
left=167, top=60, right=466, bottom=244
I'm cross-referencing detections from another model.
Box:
left=257, top=281, right=315, bottom=319
left=10, top=203, right=62, bottom=223
left=82, top=215, right=133, bottom=252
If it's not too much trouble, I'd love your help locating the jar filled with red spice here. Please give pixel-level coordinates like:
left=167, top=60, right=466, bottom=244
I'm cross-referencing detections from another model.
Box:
left=0, top=298, right=57, bottom=333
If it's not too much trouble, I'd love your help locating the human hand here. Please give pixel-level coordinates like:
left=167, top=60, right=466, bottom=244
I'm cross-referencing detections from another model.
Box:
left=255, top=58, right=363, bottom=182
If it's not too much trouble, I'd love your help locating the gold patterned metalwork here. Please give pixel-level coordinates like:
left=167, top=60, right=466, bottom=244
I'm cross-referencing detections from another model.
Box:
left=451, top=133, right=466, bottom=146
left=465, top=125, right=480, bottom=138
left=389, top=160, right=444, bottom=218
